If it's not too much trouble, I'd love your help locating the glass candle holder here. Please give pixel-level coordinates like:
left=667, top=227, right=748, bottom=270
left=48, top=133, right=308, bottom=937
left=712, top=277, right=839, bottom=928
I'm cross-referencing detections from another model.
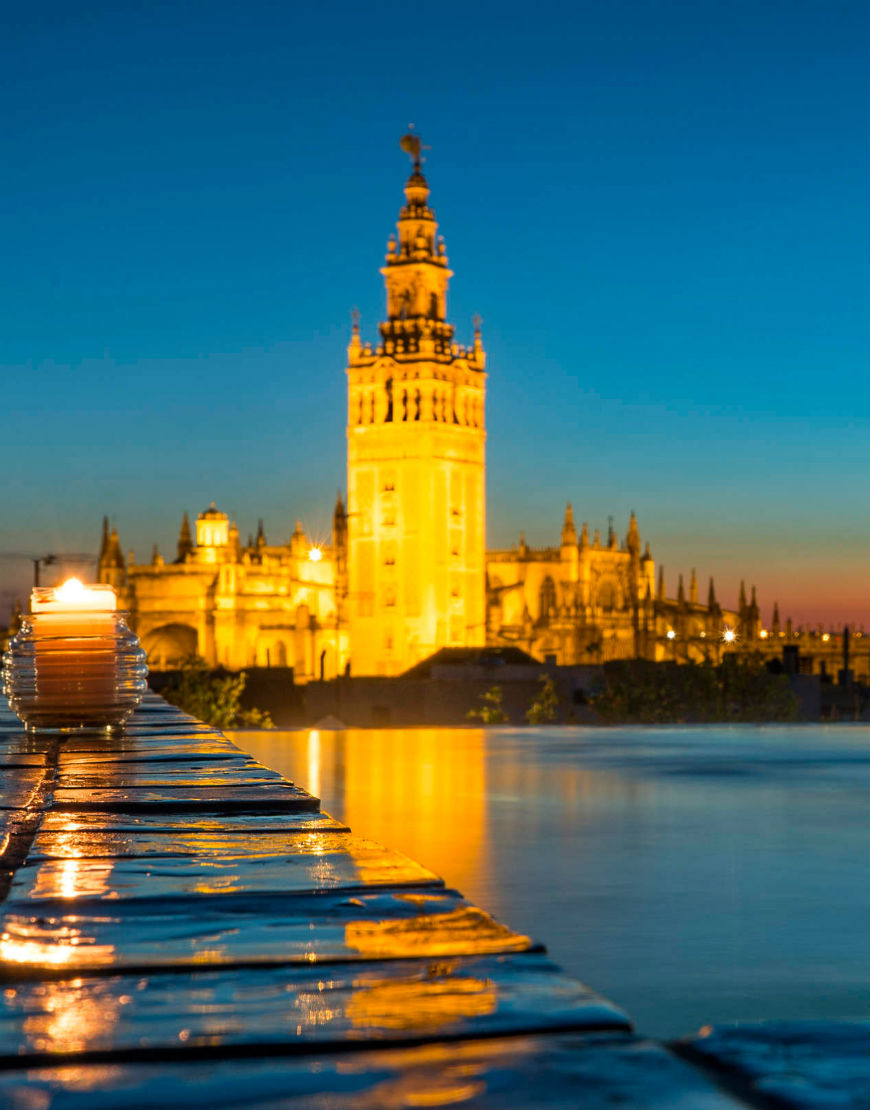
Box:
left=1, top=582, right=148, bottom=733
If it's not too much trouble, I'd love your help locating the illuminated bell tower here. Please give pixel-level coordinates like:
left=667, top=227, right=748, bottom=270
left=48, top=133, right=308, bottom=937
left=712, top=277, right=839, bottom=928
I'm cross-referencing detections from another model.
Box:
left=347, top=135, right=487, bottom=675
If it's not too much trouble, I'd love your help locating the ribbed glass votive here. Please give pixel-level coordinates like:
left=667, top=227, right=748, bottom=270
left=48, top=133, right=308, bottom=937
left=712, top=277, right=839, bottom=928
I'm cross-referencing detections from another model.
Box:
left=2, top=610, right=148, bottom=733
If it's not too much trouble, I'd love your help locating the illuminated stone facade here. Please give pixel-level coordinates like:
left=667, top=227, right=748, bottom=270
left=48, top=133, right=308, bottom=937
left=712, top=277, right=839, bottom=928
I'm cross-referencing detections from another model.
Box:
left=96, top=141, right=861, bottom=680
left=99, top=505, right=348, bottom=680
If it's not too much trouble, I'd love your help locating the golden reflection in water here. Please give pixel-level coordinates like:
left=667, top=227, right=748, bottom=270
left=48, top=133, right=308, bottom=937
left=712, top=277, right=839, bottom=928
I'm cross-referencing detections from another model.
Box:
left=307, top=728, right=322, bottom=800
left=231, top=728, right=489, bottom=895
left=337, top=728, right=488, bottom=896
left=15, top=978, right=123, bottom=1054
left=334, top=1036, right=533, bottom=1107
left=30, top=856, right=116, bottom=901
left=344, top=904, right=530, bottom=960
left=0, top=919, right=115, bottom=970
left=346, top=971, right=496, bottom=1033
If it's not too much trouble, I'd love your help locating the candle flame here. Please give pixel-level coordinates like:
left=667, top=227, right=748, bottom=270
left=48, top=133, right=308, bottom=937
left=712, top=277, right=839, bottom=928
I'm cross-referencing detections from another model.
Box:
left=56, top=578, right=88, bottom=604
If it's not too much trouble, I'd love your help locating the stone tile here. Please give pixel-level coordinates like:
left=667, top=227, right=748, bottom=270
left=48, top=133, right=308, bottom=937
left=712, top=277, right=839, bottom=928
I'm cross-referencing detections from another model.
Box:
left=57, top=749, right=247, bottom=767
left=0, top=768, right=46, bottom=811
left=55, top=735, right=236, bottom=755
left=10, top=836, right=442, bottom=904
left=122, top=723, right=226, bottom=736
left=38, top=810, right=347, bottom=835
left=30, top=828, right=354, bottom=859
left=0, top=1033, right=750, bottom=1109
left=49, top=782, right=318, bottom=814
left=0, top=954, right=630, bottom=1063
left=0, top=751, right=47, bottom=768
left=674, top=1020, right=870, bottom=1110
left=55, top=764, right=287, bottom=789
left=0, top=889, right=534, bottom=972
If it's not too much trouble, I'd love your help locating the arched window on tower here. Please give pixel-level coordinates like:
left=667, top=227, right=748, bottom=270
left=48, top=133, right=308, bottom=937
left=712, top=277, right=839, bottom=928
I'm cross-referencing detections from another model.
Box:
left=539, top=576, right=557, bottom=623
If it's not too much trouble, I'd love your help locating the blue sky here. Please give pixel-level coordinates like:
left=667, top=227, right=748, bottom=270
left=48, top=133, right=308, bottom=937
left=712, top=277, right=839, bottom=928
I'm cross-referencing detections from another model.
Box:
left=1, top=0, right=867, bottom=625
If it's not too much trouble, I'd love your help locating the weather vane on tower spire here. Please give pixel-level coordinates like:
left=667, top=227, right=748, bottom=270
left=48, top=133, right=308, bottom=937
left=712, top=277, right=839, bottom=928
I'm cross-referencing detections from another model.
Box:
left=400, top=128, right=424, bottom=170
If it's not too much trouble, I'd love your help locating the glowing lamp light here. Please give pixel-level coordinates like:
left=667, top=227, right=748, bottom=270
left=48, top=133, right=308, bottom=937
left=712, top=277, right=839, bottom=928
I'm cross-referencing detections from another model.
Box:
left=822, top=632, right=830, bottom=642
left=760, top=629, right=768, bottom=639
left=666, top=629, right=676, bottom=640
left=307, top=546, right=323, bottom=563
left=722, top=628, right=736, bottom=644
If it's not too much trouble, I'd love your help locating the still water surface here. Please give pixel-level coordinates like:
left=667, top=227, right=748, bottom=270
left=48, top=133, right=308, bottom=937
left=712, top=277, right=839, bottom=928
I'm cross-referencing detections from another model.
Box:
left=232, top=724, right=869, bottom=1038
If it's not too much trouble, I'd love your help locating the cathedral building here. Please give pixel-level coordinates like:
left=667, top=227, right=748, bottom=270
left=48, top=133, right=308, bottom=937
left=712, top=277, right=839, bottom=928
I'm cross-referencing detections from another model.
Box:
left=99, top=138, right=777, bottom=678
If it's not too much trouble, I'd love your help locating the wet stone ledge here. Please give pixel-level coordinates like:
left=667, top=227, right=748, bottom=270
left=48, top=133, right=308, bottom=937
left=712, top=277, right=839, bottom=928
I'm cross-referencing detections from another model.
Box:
left=0, top=694, right=865, bottom=1110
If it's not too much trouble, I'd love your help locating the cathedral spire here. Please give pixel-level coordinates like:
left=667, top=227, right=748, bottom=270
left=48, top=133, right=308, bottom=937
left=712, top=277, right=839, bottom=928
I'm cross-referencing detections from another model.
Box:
left=677, top=573, right=685, bottom=603
left=561, top=502, right=577, bottom=546
left=772, top=601, right=781, bottom=633
left=177, top=511, right=192, bottom=562
left=333, top=491, right=347, bottom=545
left=579, top=521, right=589, bottom=550
left=657, top=565, right=665, bottom=600
left=348, top=307, right=361, bottom=359
left=689, top=568, right=698, bottom=604
left=739, top=580, right=747, bottom=609
left=626, top=511, right=640, bottom=557
left=99, top=516, right=110, bottom=562
left=708, top=576, right=718, bottom=608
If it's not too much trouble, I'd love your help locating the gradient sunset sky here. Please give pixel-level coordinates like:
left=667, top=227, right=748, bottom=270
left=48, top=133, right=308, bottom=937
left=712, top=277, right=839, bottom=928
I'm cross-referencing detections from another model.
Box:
left=2, top=0, right=867, bottom=627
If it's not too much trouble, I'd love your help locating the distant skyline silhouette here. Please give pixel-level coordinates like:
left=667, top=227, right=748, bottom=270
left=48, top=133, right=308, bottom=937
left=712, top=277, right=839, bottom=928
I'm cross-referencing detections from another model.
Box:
left=1, top=0, right=867, bottom=626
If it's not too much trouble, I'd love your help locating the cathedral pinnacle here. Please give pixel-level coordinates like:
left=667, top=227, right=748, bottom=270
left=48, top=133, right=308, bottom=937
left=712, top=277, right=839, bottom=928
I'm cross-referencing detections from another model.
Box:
left=348, top=307, right=362, bottom=358
left=561, top=502, right=577, bottom=546
left=177, top=511, right=192, bottom=563
left=626, top=511, right=641, bottom=557
left=99, top=516, right=110, bottom=562
left=689, top=568, right=698, bottom=604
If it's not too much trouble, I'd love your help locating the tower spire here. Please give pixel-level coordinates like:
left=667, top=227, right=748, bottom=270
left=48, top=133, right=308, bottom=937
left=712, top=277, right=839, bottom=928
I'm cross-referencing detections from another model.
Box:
left=657, top=565, right=665, bottom=601
left=380, top=133, right=452, bottom=330
left=99, top=516, right=110, bottom=562
left=689, top=568, right=698, bottom=604
left=626, top=511, right=640, bottom=557
left=561, top=502, right=577, bottom=545
left=177, top=511, right=192, bottom=562
left=708, top=576, right=718, bottom=607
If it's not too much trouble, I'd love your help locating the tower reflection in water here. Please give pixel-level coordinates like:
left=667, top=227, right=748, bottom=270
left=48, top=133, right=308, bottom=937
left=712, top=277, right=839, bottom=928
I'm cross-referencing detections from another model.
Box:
left=238, top=727, right=491, bottom=897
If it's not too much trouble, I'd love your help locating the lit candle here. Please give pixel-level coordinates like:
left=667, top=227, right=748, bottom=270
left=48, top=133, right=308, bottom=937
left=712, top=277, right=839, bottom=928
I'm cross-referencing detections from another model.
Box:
left=30, top=579, right=119, bottom=724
